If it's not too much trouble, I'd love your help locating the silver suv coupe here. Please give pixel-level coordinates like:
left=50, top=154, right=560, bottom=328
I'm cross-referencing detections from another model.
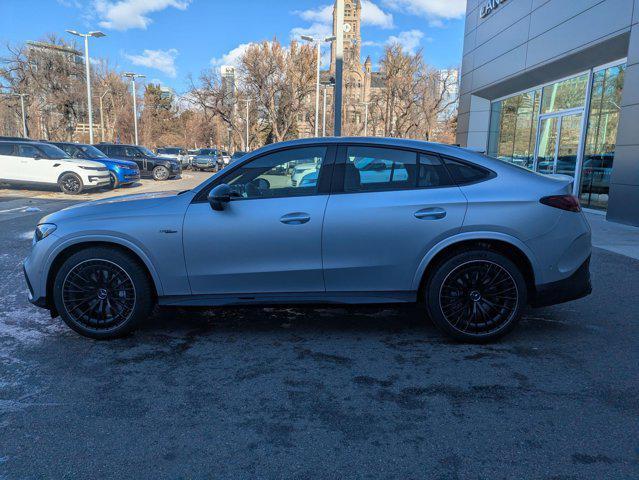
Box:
left=23, top=138, right=592, bottom=342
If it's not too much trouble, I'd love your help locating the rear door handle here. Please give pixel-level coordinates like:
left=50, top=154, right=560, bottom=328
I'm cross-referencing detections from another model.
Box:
left=280, top=212, right=311, bottom=225
left=414, top=207, right=446, bottom=220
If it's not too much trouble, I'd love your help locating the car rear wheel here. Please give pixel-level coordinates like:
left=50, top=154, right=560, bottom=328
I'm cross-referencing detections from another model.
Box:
left=58, top=173, right=84, bottom=195
left=424, top=249, right=526, bottom=343
left=52, top=247, right=154, bottom=339
left=152, top=165, right=170, bottom=181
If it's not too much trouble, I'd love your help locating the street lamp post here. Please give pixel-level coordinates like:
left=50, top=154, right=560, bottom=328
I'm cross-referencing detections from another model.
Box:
left=360, top=101, right=370, bottom=136
left=322, top=84, right=328, bottom=137
left=301, top=35, right=336, bottom=138
left=66, top=30, right=106, bottom=144
left=99, top=89, right=111, bottom=142
left=334, top=0, right=345, bottom=136
left=239, top=98, right=250, bottom=151
left=122, top=72, right=145, bottom=145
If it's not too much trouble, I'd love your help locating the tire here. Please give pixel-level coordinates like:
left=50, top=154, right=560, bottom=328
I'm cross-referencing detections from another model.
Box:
left=52, top=247, right=154, bottom=339
left=424, top=249, right=526, bottom=343
left=152, top=165, right=170, bottom=181
left=58, top=173, right=84, bottom=195
left=109, top=172, right=119, bottom=189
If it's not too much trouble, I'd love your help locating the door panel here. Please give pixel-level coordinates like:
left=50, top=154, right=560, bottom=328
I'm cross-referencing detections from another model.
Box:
left=556, top=113, right=582, bottom=176
left=183, top=196, right=328, bottom=294
left=323, top=188, right=467, bottom=292
left=536, top=117, right=559, bottom=174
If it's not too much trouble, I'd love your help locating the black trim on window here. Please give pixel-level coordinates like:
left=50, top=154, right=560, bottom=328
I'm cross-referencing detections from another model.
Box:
left=440, top=155, right=496, bottom=186
left=192, top=144, right=337, bottom=204
left=330, top=143, right=470, bottom=194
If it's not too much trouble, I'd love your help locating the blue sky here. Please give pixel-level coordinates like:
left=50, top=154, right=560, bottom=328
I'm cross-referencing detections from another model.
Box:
left=1, top=0, right=465, bottom=93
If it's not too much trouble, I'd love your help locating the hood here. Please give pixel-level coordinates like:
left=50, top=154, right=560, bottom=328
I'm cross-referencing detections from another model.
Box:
left=94, top=157, right=138, bottom=168
left=40, top=190, right=183, bottom=224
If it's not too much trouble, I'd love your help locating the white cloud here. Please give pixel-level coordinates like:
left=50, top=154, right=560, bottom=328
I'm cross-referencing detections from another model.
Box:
left=123, top=48, right=178, bottom=77
left=293, top=1, right=394, bottom=30
left=386, top=29, right=424, bottom=54
left=383, top=0, right=465, bottom=23
left=210, top=43, right=252, bottom=69
left=290, top=23, right=334, bottom=68
left=293, top=4, right=333, bottom=23
left=95, top=0, right=190, bottom=30
left=361, top=0, right=394, bottom=29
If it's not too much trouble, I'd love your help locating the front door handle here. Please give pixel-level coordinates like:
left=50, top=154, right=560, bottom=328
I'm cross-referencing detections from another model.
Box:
left=280, top=212, right=311, bottom=225
left=414, top=207, right=446, bottom=220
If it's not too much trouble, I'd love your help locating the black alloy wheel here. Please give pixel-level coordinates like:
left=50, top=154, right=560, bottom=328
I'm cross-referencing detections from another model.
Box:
left=53, top=247, right=154, bottom=339
left=59, top=173, right=83, bottom=195
left=425, top=250, right=526, bottom=342
left=62, top=259, right=136, bottom=330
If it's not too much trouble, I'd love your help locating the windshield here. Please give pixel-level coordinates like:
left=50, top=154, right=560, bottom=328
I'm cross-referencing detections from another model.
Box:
left=38, top=143, right=69, bottom=159
left=79, top=145, right=107, bottom=158
left=199, top=149, right=217, bottom=155
left=138, top=146, right=156, bottom=157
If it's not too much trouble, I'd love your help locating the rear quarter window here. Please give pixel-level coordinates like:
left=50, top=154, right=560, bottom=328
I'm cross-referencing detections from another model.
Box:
left=443, top=157, right=492, bottom=185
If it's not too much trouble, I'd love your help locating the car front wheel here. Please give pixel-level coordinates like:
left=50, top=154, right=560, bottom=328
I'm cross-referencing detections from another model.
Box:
left=52, top=247, right=154, bottom=339
left=109, top=172, right=119, bottom=189
left=152, top=165, right=170, bottom=181
left=424, top=249, right=526, bottom=343
left=58, top=173, right=84, bottom=195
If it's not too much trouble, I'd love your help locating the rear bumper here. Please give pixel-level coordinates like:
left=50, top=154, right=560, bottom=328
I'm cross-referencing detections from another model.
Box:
left=531, top=256, right=592, bottom=307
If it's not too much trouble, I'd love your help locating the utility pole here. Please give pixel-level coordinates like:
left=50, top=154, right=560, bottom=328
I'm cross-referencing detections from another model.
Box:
left=99, top=89, right=110, bottom=142
left=122, top=72, right=145, bottom=145
left=334, top=0, right=344, bottom=136
left=66, top=30, right=106, bottom=143
left=0, top=90, right=29, bottom=137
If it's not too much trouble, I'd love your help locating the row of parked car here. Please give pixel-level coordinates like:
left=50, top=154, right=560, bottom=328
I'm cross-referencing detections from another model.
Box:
left=0, top=137, right=248, bottom=195
left=156, top=147, right=248, bottom=172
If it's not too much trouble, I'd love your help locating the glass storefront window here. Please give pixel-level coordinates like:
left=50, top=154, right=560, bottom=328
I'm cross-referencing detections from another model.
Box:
left=540, top=73, right=589, bottom=114
left=580, top=64, right=626, bottom=210
left=487, top=89, right=540, bottom=169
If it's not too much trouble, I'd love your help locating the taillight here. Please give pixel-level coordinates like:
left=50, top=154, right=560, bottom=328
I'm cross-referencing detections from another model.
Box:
left=540, top=195, right=581, bottom=212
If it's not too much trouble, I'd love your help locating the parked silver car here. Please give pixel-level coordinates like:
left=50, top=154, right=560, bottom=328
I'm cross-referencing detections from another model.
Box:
left=24, top=137, right=592, bottom=341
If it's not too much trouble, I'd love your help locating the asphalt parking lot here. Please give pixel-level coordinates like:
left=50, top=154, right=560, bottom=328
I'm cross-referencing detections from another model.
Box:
left=0, top=187, right=638, bottom=479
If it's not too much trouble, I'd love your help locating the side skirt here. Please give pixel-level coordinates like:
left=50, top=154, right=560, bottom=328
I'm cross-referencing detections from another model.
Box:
left=158, top=291, right=418, bottom=307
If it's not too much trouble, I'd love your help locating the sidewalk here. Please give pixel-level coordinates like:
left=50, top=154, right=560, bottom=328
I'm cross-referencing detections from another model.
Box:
left=585, top=211, right=639, bottom=260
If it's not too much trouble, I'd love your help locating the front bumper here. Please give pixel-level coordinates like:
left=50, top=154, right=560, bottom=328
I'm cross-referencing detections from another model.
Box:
left=86, top=174, right=111, bottom=187
left=531, top=256, right=592, bottom=307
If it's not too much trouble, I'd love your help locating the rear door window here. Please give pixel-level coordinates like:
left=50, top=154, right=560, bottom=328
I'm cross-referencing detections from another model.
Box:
left=344, top=146, right=416, bottom=192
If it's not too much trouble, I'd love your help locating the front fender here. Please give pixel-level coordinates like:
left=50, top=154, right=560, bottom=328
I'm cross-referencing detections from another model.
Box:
left=41, top=234, right=165, bottom=297
left=410, top=231, right=541, bottom=291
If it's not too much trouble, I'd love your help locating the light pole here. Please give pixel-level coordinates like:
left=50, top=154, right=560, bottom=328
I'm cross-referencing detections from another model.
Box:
left=239, top=98, right=250, bottom=151
left=334, top=0, right=345, bottom=136
left=301, top=35, right=336, bottom=138
left=99, top=89, right=111, bottom=142
left=122, top=72, right=145, bottom=145
left=360, top=101, right=370, bottom=136
left=322, top=84, right=328, bottom=137
left=66, top=30, right=106, bottom=144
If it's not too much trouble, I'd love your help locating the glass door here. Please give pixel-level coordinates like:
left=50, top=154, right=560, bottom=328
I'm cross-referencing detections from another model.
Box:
left=534, top=112, right=583, bottom=177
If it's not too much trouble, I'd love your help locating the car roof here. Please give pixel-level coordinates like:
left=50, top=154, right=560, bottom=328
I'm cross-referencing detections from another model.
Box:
left=0, top=139, right=48, bottom=146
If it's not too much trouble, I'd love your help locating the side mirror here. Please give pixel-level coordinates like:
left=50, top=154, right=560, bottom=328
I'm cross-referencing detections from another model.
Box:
left=208, top=183, right=232, bottom=211
left=33, top=153, right=42, bottom=160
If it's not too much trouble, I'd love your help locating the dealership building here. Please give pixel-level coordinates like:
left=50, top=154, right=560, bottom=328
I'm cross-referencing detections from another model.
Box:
left=457, top=0, right=639, bottom=225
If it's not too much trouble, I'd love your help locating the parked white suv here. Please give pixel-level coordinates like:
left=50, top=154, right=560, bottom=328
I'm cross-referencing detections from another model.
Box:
left=0, top=140, right=110, bottom=194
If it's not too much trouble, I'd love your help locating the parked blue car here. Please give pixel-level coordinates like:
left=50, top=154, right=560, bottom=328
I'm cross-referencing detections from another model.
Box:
left=48, top=141, right=140, bottom=188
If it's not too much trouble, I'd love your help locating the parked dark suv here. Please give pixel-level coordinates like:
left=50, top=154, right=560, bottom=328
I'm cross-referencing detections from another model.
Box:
left=94, top=143, right=181, bottom=181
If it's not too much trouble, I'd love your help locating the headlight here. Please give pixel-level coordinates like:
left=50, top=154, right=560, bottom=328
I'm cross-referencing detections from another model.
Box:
left=34, top=223, right=57, bottom=242
left=79, top=166, right=105, bottom=171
